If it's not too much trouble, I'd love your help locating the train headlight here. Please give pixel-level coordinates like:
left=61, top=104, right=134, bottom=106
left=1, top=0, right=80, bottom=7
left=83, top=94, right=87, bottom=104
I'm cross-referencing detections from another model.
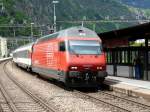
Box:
left=97, top=66, right=103, bottom=70
left=70, top=66, right=78, bottom=70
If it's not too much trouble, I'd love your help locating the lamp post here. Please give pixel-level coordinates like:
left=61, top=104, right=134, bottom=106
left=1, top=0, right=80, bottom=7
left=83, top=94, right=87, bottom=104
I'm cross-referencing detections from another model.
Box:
left=52, top=1, right=59, bottom=32
left=30, top=22, right=34, bottom=42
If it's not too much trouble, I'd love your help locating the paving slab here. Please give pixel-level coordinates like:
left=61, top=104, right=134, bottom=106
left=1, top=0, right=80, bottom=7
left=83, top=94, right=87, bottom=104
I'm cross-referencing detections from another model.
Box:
left=104, top=76, right=150, bottom=100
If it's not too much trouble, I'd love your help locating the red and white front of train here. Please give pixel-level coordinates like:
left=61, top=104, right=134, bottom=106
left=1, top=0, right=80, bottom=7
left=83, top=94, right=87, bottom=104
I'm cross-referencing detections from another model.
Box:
left=61, top=27, right=107, bottom=87
left=31, top=26, right=107, bottom=87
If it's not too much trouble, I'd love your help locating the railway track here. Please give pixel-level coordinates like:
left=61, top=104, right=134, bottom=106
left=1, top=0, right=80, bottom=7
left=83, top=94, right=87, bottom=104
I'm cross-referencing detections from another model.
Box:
left=99, top=91, right=150, bottom=110
left=0, top=61, right=57, bottom=112
left=2, top=60, right=150, bottom=112
left=73, top=90, right=130, bottom=112
left=74, top=90, right=150, bottom=112
left=9, top=60, right=150, bottom=112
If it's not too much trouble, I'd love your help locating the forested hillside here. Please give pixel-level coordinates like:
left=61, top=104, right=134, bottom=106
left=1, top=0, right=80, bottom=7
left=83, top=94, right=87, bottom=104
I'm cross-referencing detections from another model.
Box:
left=0, top=0, right=149, bottom=37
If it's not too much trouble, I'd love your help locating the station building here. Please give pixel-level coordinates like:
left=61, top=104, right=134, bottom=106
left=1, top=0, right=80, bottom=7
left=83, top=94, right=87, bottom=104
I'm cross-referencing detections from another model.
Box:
left=0, top=36, right=7, bottom=58
left=99, top=22, right=150, bottom=81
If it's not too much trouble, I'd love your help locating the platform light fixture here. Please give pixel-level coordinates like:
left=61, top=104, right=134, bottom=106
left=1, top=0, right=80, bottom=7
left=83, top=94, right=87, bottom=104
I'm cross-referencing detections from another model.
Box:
left=52, top=0, right=59, bottom=32
left=30, top=22, right=34, bottom=42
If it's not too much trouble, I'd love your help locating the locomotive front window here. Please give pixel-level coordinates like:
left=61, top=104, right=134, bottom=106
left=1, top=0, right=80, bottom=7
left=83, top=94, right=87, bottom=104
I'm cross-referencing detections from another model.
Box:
left=69, top=40, right=102, bottom=55
left=59, top=41, right=66, bottom=51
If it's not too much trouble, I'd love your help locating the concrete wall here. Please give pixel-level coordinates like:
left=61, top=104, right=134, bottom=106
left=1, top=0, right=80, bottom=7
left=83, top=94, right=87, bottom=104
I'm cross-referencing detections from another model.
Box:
left=107, top=65, right=132, bottom=77
left=106, top=65, right=113, bottom=75
left=143, top=71, right=150, bottom=81
left=117, top=66, right=130, bottom=77
left=107, top=65, right=150, bottom=81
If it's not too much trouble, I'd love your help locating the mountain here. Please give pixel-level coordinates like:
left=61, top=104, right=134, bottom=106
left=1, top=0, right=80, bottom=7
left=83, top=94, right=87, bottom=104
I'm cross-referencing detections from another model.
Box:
left=0, top=0, right=149, bottom=37
left=14, top=0, right=138, bottom=33
left=120, top=0, right=150, bottom=9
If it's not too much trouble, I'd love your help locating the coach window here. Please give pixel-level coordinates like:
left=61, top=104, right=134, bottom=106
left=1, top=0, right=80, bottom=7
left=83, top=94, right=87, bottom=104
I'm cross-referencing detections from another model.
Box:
left=59, top=41, right=66, bottom=51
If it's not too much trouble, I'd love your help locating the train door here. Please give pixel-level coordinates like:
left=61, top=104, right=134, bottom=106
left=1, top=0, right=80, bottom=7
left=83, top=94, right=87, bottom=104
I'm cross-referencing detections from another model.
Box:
left=58, top=41, right=66, bottom=82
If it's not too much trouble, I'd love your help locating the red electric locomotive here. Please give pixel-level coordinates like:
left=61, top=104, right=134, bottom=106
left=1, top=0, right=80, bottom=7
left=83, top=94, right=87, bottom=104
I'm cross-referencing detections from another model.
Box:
left=31, top=26, right=107, bottom=87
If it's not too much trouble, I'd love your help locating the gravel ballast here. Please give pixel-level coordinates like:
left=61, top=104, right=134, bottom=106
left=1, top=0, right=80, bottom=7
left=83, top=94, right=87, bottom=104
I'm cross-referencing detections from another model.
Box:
left=7, top=62, right=110, bottom=112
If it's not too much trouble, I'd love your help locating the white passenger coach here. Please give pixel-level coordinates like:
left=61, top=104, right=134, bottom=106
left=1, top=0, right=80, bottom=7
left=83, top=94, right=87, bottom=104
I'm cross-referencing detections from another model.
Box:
left=12, top=43, right=33, bottom=70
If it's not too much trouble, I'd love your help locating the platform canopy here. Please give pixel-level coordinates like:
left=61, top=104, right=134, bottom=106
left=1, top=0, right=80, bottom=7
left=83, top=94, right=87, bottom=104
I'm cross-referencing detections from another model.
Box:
left=98, top=22, right=150, bottom=41
left=98, top=22, right=150, bottom=81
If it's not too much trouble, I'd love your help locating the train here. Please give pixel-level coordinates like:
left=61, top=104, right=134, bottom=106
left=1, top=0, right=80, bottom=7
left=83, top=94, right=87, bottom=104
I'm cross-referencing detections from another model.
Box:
left=12, top=26, right=107, bottom=87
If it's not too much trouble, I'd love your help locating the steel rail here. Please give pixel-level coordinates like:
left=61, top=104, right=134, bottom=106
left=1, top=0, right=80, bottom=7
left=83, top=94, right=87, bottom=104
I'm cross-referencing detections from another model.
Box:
left=100, top=91, right=150, bottom=109
left=0, top=84, right=19, bottom=112
left=0, top=62, right=19, bottom=112
left=74, top=90, right=131, bottom=112
left=3, top=61, right=57, bottom=112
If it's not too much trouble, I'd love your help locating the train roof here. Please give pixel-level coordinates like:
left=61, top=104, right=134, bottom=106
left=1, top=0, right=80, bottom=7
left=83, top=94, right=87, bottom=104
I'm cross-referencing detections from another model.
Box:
left=13, top=43, right=34, bottom=53
left=58, top=26, right=99, bottom=38
left=37, top=26, right=99, bottom=43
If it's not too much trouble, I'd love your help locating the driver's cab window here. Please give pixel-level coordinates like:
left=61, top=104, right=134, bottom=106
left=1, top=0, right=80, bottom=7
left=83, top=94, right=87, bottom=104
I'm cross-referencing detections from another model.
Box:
left=59, top=41, right=65, bottom=51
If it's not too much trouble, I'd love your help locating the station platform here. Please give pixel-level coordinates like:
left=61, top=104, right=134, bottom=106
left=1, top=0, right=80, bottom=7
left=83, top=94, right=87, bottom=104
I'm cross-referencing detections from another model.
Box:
left=104, top=76, right=150, bottom=100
